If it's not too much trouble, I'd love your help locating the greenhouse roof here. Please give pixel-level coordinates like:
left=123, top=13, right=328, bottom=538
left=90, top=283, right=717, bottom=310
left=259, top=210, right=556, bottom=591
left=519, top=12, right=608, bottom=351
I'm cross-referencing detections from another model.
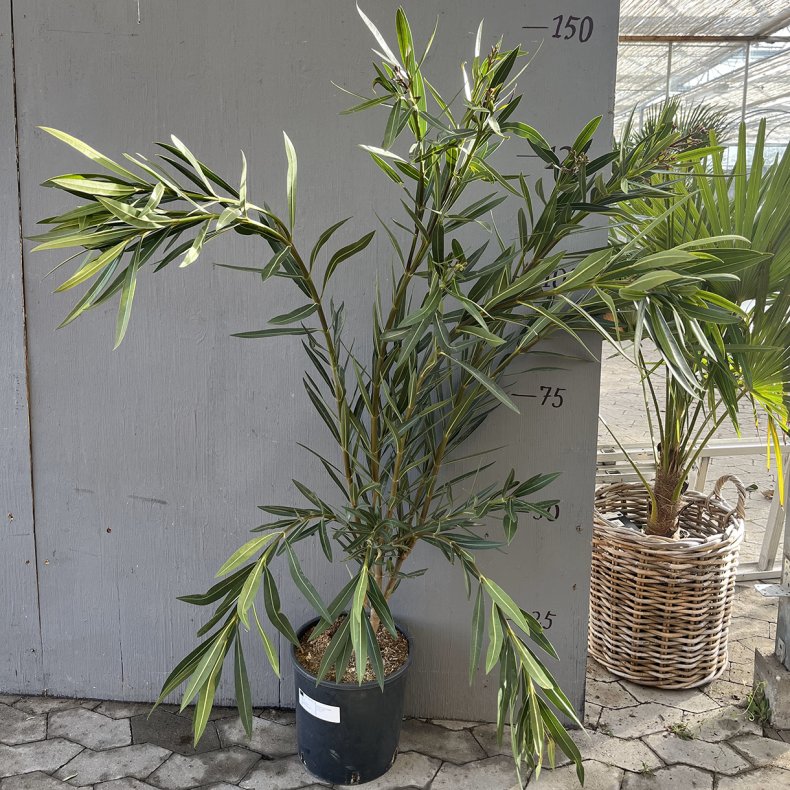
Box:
left=619, top=0, right=790, bottom=39
left=615, top=1, right=790, bottom=148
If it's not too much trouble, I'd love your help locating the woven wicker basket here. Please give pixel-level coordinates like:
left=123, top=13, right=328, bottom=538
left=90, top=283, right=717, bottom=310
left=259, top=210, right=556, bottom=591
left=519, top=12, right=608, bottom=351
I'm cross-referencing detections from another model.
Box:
left=589, top=475, right=745, bottom=689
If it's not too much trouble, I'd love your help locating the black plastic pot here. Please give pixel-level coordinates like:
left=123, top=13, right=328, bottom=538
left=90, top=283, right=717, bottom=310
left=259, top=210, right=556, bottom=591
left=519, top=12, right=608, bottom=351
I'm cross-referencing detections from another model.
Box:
left=290, top=618, right=412, bottom=785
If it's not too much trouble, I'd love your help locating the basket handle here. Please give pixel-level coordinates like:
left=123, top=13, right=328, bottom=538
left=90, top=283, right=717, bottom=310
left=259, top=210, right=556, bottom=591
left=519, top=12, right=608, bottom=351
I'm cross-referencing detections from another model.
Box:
left=705, top=474, right=747, bottom=520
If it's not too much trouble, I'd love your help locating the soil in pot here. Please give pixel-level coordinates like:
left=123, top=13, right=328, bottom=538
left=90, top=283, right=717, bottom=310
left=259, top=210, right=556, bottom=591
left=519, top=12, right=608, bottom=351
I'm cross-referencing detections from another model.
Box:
left=295, top=615, right=409, bottom=682
left=291, top=617, right=412, bottom=786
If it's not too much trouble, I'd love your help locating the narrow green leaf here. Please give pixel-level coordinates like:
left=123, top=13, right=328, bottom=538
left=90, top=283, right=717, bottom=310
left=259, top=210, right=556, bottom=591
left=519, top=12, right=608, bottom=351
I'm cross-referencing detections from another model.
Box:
left=350, top=569, right=369, bottom=681
left=453, top=357, right=519, bottom=414
left=180, top=222, right=209, bottom=268
left=234, top=635, right=254, bottom=738
left=469, top=585, right=484, bottom=684
left=571, top=116, right=602, bottom=152
left=481, top=577, right=532, bottom=635
left=216, top=205, right=242, bottom=231
left=323, top=231, right=375, bottom=288
left=177, top=563, right=255, bottom=606
left=154, top=636, right=215, bottom=708
left=56, top=241, right=127, bottom=292
left=283, top=132, right=297, bottom=229
left=113, top=242, right=139, bottom=349
left=263, top=568, right=300, bottom=646
left=366, top=573, right=397, bottom=637
left=286, top=543, right=331, bottom=621
left=485, top=605, right=504, bottom=673
left=356, top=3, right=399, bottom=64
left=180, top=623, right=232, bottom=710
left=316, top=615, right=351, bottom=683
left=310, top=218, right=351, bottom=269
left=45, top=175, right=138, bottom=198
left=232, top=327, right=316, bottom=339
left=236, top=555, right=266, bottom=628
left=359, top=144, right=406, bottom=162
left=363, top=615, right=385, bottom=691
left=269, top=303, right=318, bottom=325
left=216, top=532, right=280, bottom=578
left=253, top=605, right=280, bottom=676
left=40, top=127, right=144, bottom=183
left=193, top=658, right=222, bottom=746
left=503, top=499, right=517, bottom=544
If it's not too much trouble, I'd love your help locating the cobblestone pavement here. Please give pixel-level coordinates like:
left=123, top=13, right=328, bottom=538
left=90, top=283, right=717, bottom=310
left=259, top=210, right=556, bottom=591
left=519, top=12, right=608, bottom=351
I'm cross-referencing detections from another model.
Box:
left=0, top=586, right=786, bottom=789
left=599, top=345, right=783, bottom=567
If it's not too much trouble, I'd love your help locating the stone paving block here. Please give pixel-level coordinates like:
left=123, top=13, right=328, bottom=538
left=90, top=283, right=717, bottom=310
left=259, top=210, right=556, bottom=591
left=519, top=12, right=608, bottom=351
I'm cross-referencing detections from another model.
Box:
left=14, top=698, right=98, bottom=716
left=431, top=719, right=480, bottom=730
left=586, top=680, right=639, bottom=709
left=597, top=702, right=685, bottom=738
left=95, top=702, right=154, bottom=720
left=255, top=708, right=296, bottom=725
left=0, top=703, right=47, bottom=745
left=731, top=591, right=778, bottom=621
left=431, top=755, right=517, bottom=790
left=471, top=723, right=512, bottom=758
left=130, top=709, right=220, bottom=756
left=620, top=764, right=713, bottom=790
left=684, top=705, right=761, bottom=742
left=176, top=705, right=237, bottom=722
left=729, top=734, right=790, bottom=769
left=729, top=617, right=770, bottom=641
left=216, top=716, right=295, bottom=758
left=617, top=682, right=721, bottom=713
left=0, top=696, right=21, bottom=705
left=240, top=754, right=328, bottom=790
left=468, top=722, right=572, bottom=768
left=48, top=708, right=131, bottom=751
left=728, top=662, right=754, bottom=685
left=398, top=718, right=485, bottom=764
left=586, top=660, right=621, bottom=683
left=0, top=739, right=84, bottom=779
left=199, top=785, right=248, bottom=790
left=728, top=638, right=774, bottom=665
left=717, top=767, right=790, bottom=789
left=333, top=752, right=439, bottom=790
left=700, top=679, right=748, bottom=707
left=585, top=703, right=603, bottom=730
left=54, top=744, right=171, bottom=786
left=579, top=732, right=662, bottom=772
left=0, top=772, right=73, bottom=790
left=94, top=781, right=160, bottom=790
left=146, top=746, right=260, bottom=790
left=642, top=731, right=749, bottom=775
left=524, top=759, right=622, bottom=789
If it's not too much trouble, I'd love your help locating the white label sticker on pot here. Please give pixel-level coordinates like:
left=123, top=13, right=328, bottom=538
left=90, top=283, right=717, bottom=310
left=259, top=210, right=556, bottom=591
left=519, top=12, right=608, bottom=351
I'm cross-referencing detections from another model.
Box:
left=299, top=689, right=341, bottom=723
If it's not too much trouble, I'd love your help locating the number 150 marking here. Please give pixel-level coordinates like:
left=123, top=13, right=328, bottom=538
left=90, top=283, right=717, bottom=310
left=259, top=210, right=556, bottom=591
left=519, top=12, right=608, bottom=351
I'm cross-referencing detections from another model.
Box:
left=552, top=15, right=594, bottom=43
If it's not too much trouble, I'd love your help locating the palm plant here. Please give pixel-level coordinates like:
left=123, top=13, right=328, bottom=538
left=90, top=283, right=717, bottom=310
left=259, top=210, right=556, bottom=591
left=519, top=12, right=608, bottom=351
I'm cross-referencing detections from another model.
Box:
left=609, top=120, right=790, bottom=537
left=622, top=98, right=734, bottom=159
left=33, top=7, right=764, bottom=781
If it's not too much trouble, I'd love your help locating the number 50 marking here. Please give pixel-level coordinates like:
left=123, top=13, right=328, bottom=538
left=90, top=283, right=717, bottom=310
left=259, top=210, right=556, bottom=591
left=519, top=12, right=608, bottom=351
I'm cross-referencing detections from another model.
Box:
left=552, top=14, right=594, bottom=42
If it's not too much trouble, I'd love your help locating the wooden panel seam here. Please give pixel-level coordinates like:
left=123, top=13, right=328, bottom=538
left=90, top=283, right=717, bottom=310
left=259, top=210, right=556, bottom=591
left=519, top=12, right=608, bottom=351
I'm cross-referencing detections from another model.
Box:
left=9, top=0, right=44, bottom=681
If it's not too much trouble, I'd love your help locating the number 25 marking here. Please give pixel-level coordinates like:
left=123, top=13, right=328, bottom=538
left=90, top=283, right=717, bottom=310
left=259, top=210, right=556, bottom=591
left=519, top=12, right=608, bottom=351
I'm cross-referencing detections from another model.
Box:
left=532, top=610, right=556, bottom=629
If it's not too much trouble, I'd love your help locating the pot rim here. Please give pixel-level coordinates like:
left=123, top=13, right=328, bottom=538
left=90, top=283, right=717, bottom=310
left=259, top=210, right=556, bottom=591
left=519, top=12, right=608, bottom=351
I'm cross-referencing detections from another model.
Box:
left=290, top=616, right=413, bottom=691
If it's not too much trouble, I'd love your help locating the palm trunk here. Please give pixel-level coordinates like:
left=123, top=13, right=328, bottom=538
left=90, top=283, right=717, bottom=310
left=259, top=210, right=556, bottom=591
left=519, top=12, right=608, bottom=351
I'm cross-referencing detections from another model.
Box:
left=645, top=467, right=682, bottom=537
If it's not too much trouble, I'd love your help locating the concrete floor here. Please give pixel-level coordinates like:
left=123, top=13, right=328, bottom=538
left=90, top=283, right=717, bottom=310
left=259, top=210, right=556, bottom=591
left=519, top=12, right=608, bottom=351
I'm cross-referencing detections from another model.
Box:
left=0, top=586, right=787, bottom=790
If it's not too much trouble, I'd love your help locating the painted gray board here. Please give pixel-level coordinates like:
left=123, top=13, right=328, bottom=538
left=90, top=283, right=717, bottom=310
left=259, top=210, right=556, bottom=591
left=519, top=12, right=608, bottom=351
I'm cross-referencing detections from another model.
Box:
left=9, top=0, right=618, bottom=718
left=0, top=0, right=42, bottom=693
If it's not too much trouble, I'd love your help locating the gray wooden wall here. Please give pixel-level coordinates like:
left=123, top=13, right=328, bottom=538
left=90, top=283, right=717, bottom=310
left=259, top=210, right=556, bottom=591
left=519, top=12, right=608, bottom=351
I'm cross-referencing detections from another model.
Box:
left=2, top=0, right=619, bottom=719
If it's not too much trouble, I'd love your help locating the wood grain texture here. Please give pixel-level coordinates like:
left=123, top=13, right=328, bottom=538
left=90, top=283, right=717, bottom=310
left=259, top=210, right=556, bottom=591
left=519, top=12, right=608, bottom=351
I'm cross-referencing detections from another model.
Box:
left=0, top=0, right=42, bottom=694
left=12, top=0, right=619, bottom=714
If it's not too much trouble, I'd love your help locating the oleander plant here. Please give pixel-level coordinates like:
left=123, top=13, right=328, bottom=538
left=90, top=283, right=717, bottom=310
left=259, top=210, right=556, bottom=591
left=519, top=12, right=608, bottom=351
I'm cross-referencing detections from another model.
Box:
left=35, top=7, right=764, bottom=783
